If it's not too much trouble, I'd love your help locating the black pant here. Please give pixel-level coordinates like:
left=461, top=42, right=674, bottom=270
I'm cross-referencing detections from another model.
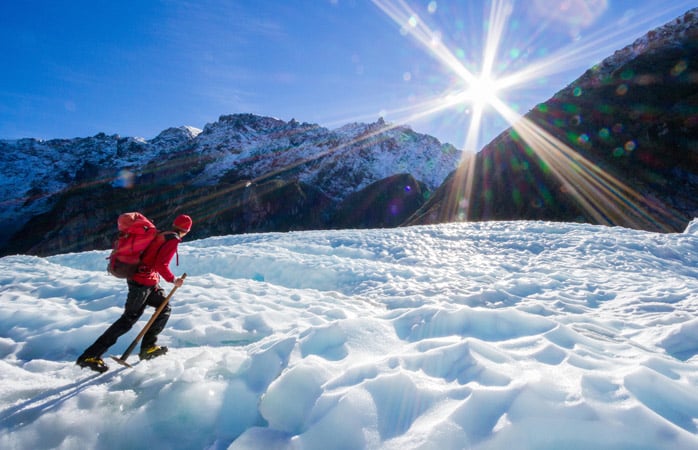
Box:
left=80, top=281, right=171, bottom=358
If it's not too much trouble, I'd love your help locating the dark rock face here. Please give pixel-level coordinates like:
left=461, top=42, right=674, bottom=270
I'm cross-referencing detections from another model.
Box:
left=4, top=179, right=333, bottom=257
left=5, top=173, right=427, bottom=257
left=409, top=12, right=698, bottom=233
left=332, top=174, right=428, bottom=229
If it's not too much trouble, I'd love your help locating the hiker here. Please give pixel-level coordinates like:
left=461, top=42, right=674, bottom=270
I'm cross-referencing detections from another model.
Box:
left=76, top=214, right=193, bottom=373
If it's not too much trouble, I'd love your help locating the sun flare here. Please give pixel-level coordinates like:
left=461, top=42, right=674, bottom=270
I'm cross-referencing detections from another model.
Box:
left=464, top=75, right=501, bottom=108
left=370, top=0, right=694, bottom=230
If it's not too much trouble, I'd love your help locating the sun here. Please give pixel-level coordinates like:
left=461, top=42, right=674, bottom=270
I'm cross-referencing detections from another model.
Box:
left=442, top=74, right=502, bottom=112
left=465, top=74, right=501, bottom=109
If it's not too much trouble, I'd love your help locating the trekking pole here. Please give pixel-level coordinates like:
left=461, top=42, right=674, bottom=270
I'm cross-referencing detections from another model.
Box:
left=111, top=273, right=187, bottom=367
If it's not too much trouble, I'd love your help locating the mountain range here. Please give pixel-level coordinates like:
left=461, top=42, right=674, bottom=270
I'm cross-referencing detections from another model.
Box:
left=0, top=116, right=461, bottom=256
left=2, top=8, right=698, bottom=257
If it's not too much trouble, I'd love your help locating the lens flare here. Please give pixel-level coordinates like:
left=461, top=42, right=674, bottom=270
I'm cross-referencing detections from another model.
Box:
left=370, top=0, right=693, bottom=231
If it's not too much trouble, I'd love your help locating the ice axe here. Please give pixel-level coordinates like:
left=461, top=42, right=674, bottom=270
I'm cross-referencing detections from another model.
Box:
left=111, top=273, right=187, bottom=368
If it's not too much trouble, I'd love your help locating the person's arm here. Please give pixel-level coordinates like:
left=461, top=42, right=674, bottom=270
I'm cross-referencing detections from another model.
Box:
left=153, top=238, right=179, bottom=283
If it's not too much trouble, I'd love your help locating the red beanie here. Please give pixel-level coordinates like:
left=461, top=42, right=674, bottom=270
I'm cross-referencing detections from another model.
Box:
left=173, top=214, right=192, bottom=232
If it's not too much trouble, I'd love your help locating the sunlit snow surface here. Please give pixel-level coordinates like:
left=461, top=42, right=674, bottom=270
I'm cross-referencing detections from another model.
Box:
left=2, top=221, right=698, bottom=449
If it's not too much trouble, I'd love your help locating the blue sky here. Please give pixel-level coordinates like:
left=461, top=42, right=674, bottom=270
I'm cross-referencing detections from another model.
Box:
left=2, top=0, right=697, bottom=151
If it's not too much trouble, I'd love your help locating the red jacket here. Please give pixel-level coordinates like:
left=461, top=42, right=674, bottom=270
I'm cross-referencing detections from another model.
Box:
left=131, top=232, right=181, bottom=286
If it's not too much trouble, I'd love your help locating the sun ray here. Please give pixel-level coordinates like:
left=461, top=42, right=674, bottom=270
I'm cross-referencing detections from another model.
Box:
left=484, top=95, right=684, bottom=230
left=481, top=0, right=512, bottom=79
left=368, top=0, right=695, bottom=230
left=371, top=0, right=479, bottom=85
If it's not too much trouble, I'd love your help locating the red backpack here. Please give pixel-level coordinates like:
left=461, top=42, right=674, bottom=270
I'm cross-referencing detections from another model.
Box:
left=107, top=212, right=158, bottom=278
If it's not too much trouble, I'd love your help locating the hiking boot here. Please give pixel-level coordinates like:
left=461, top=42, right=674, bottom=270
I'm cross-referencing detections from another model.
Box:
left=76, top=356, right=109, bottom=373
left=139, top=345, right=168, bottom=361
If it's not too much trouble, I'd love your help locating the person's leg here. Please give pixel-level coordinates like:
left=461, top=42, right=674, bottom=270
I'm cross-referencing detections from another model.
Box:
left=79, top=281, right=152, bottom=359
left=140, top=285, right=171, bottom=351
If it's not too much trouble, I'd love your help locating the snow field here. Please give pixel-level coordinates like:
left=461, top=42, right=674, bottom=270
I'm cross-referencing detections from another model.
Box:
left=1, top=221, right=698, bottom=449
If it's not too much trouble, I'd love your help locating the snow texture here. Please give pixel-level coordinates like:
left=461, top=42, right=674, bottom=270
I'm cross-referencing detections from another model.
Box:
left=2, top=220, right=698, bottom=449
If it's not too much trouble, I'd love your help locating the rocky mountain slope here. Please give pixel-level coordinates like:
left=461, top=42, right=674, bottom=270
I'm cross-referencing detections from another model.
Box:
left=409, top=8, right=698, bottom=233
left=0, top=116, right=461, bottom=256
